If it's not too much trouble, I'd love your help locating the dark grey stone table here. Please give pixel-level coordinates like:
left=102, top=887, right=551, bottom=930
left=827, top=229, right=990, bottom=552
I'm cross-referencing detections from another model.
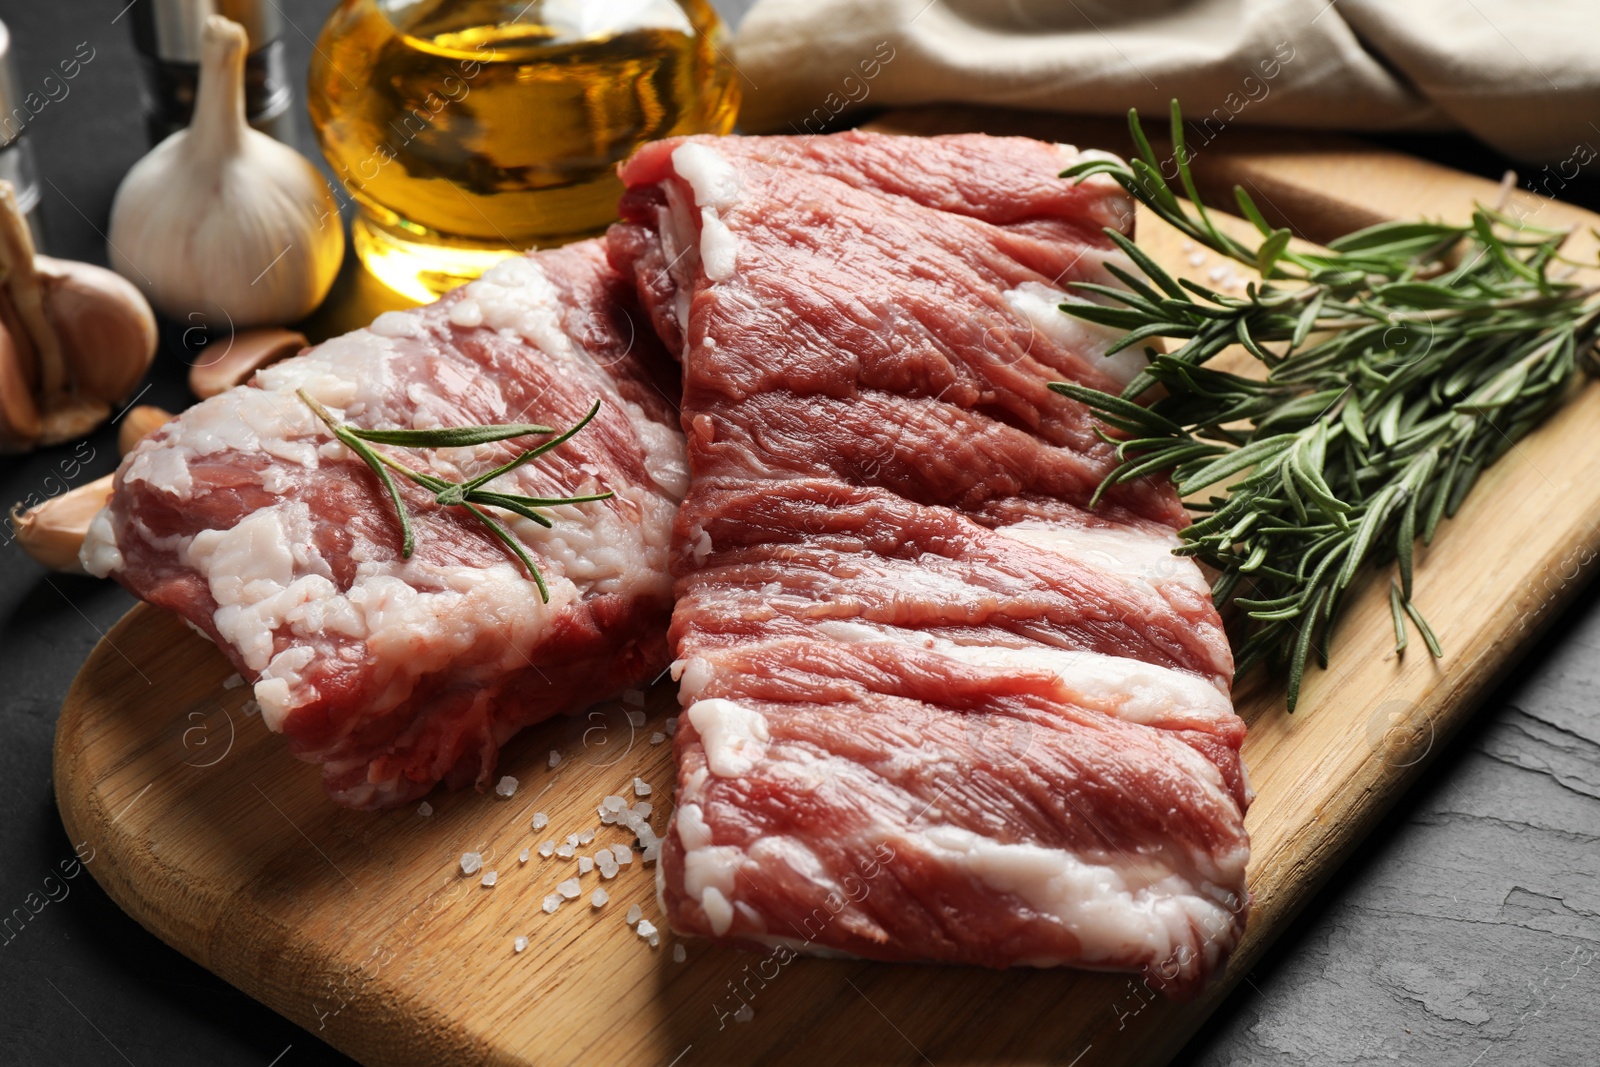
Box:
left=0, top=2, right=1594, bottom=1064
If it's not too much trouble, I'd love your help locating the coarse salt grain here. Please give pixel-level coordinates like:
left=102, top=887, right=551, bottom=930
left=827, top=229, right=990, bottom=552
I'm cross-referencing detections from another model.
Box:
left=673, top=944, right=686, bottom=963
left=578, top=829, right=595, bottom=845
left=542, top=894, right=562, bottom=914
left=626, top=709, right=646, bottom=727
left=556, top=843, right=575, bottom=858
left=548, top=750, right=561, bottom=769
left=643, top=842, right=661, bottom=864
left=626, top=904, right=642, bottom=925
left=603, top=795, right=626, bottom=812
left=460, top=852, right=483, bottom=875
left=532, top=812, right=549, bottom=830
left=481, top=870, right=498, bottom=887
left=633, top=778, right=652, bottom=797
left=417, top=801, right=433, bottom=816
left=665, top=717, right=678, bottom=736
left=612, top=844, right=633, bottom=865
left=494, top=775, right=518, bottom=797
left=538, top=840, right=555, bottom=857
left=566, top=832, right=580, bottom=846
left=591, top=888, right=609, bottom=907
left=579, top=855, right=594, bottom=874
left=649, top=732, right=665, bottom=745
left=734, top=1004, right=753, bottom=1023
left=636, top=919, right=657, bottom=939
left=597, top=853, right=618, bottom=879
left=514, top=936, right=528, bottom=953
left=519, top=848, right=530, bottom=864
left=633, top=801, right=653, bottom=818
left=557, top=877, right=581, bottom=899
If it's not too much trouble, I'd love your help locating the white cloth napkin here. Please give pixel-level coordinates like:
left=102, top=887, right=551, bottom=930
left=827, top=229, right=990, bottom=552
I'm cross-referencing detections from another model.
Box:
left=731, top=0, right=1600, bottom=162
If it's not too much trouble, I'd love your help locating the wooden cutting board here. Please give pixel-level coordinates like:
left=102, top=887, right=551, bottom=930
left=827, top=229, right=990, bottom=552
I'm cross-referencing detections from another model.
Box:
left=55, top=109, right=1600, bottom=1067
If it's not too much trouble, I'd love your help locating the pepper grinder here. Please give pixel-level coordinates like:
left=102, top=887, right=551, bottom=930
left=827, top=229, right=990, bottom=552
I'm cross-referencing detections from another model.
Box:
left=129, top=0, right=293, bottom=143
left=0, top=19, right=44, bottom=248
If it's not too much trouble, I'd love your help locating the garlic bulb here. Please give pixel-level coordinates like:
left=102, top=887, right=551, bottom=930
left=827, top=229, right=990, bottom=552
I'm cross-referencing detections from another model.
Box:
left=0, top=183, right=157, bottom=452
left=107, top=15, right=343, bottom=328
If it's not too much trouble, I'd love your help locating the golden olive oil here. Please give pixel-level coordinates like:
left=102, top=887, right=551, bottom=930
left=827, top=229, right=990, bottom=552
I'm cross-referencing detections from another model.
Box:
left=308, top=0, right=738, bottom=300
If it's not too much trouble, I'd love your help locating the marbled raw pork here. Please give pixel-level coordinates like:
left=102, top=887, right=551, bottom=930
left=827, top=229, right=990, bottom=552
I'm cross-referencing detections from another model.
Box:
left=84, top=241, right=686, bottom=809
left=609, top=131, right=1250, bottom=998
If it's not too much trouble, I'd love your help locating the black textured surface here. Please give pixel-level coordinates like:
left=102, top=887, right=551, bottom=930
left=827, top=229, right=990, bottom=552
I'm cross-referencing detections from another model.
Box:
left=0, top=2, right=1594, bottom=1065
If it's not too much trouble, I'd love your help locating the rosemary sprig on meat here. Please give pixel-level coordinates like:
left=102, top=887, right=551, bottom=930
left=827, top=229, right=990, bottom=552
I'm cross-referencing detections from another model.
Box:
left=297, top=390, right=612, bottom=602
left=1055, top=102, right=1600, bottom=710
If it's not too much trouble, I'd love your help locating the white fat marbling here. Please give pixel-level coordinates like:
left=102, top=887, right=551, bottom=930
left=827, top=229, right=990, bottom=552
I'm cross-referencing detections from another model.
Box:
left=1005, top=281, right=1148, bottom=388
left=686, top=698, right=770, bottom=777
left=995, top=519, right=1212, bottom=598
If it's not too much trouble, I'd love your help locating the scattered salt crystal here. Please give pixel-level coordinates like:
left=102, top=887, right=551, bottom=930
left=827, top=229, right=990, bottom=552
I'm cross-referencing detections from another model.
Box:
left=542, top=894, right=562, bottom=914
left=665, top=717, right=677, bottom=736
left=578, top=829, right=595, bottom=845
left=460, top=852, right=483, bottom=875
left=223, top=673, right=244, bottom=690
left=603, top=795, right=626, bottom=812
left=673, top=943, right=686, bottom=963
left=612, top=844, right=633, bottom=865
left=481, top=870, right=498, bottom=887
left=240, top=699, right=261, bottom=717
left=514, top=936, right=528, bottom=953
left=637, top=919, right=657, bottom=939
left=519, top=848, right=530, bottom=864
left=538, top=840, right=555, bottom=858
left=734, top=1004, right=753, bottom=1023
left=632, top=802, right=653, bottom=818
left=591, top=888, right=609, bottom=907
left=579, top=855, right=594, bottom=874
left=566, top=833, right=580, bottom=846
left=597, top=852, right=619, bottom=878
left=599, top=808, right=618, bottom=825
left=558, top=877, right=581, bottom=899
left=643, top=842, right=661, bottom=864
left=1208, top=265, right=1228, bottom=282
left=417, top=801, right=433, bottom=817
left=1181, top=239, right=1196, bottom=252
left=649, top=732, right=665, bottom=745
left=633, top=778, right=652, bottom=797
left=623, top=689, right=645, bottom=707
left=556, top=843, right=575, bottom=858
left=649, top=932, right=660, bottom=948
left=1188, top=251, right=1206, bottom=267
left=626, top=904, right=642, bottom=925
left=625, top=709, right=646, bottom=728
left=532, top=812, right=549, bottom=830
left=494, top=775, right=518, bottom=797
left=548, top=750, right=561, bottom=769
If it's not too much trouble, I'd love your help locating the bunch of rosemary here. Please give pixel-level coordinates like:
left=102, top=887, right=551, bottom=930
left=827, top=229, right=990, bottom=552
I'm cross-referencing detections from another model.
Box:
left=1055, top=103, right=1600, bottom=709
left=298, top=390, right=612, bottom=603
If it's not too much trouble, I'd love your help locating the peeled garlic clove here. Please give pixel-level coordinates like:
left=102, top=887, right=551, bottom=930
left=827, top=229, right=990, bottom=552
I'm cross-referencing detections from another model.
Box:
left=10, top=473, right=114, bottom=573
left=107, top=16, right=343, bottom=328
left=37, top=256, right=158, bottom=403
left=189, top=327, right=306, bottom=398
left=118, top=405, right=174, bottom=455
left=0, top=318, right=41, bottom=451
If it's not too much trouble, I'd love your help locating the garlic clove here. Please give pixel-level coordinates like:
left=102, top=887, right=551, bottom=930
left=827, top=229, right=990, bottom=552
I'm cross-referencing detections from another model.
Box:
left=0, top=318, right=41, bottom=451
left=189, top=327, right=306, bottom=398
left=0, top=183, right=66, bottom=404
left=117, top=404, right=174, bottom=455
left=37, top=256, right=158, bottom=403
left=0, top=286, right=38, bottom=394
left=107, top=16, right=344, bottom=329
left=37, top=397, right=113, bottom=448
left=10, top=473, right=114, bottom=573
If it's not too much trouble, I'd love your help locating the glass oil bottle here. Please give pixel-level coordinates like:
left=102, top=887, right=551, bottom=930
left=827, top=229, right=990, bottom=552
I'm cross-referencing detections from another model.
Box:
left=308, top=0, right=739, bottom=301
